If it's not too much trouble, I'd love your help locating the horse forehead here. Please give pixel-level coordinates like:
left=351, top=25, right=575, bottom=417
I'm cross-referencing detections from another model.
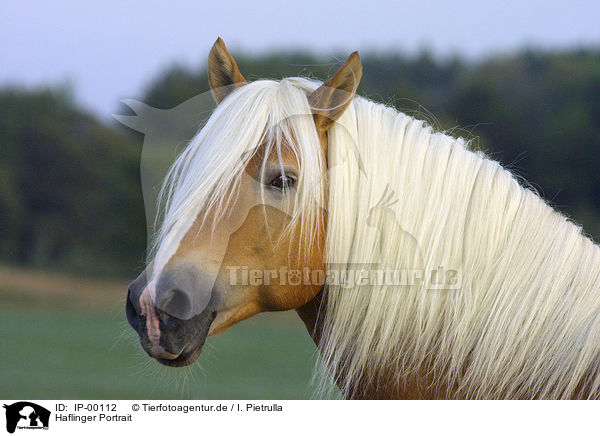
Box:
left=251, top=139, right=299, bottom=163
left=243, top=141, right=299, bottom=180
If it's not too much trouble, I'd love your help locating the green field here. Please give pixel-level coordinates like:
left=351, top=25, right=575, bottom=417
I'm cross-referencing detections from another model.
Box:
left=0, top=285, right=336, bottom=399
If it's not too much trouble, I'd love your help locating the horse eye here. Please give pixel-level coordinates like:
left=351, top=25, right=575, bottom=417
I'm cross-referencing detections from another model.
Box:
left=269, top=174, right=296, bottom=191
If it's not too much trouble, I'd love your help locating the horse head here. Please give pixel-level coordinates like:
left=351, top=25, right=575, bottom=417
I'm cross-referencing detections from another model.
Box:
left=126, top=38, right=362, bottom=367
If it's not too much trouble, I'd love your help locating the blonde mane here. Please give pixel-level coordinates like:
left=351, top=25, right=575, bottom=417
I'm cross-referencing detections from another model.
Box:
left=154, top=77, right=600, bottom=399
left=322, top=94, right=600, bottom=399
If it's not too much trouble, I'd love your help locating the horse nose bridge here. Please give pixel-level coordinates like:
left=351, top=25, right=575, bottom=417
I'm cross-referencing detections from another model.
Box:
left=155, top=264, right=211, bottom=320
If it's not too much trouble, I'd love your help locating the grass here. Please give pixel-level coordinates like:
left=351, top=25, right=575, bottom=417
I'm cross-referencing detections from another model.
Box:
left=0, top=267, right=336, bottom=399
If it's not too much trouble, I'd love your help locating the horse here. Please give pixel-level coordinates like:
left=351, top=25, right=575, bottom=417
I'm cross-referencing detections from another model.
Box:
left=126, top=37, right=600, bottom=399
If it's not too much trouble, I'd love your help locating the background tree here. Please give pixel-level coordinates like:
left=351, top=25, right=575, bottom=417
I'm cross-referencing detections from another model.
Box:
left=1, top=47, right=598, bottom=277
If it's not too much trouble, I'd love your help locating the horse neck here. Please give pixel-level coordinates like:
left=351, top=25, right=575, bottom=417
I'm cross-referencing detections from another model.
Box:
left=295, top=289, right=324, bottom=344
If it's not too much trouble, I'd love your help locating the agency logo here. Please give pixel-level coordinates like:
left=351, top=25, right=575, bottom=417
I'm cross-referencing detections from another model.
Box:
left=3, top=402, right=50, bottom=434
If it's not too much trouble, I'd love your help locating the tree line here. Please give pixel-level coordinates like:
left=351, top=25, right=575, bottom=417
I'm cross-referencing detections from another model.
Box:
left=1, top=47, right=598, bottom=277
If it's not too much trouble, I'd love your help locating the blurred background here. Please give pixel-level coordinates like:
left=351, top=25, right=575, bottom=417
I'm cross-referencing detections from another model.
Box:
left=1, top=1, right=599, bottom=399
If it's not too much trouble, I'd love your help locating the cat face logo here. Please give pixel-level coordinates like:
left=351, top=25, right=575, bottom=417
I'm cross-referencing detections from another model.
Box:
left=3, top=402, right=50, bottom=433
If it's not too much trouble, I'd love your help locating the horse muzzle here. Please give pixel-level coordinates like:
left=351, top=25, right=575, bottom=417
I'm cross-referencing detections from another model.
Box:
left=126, top=266, right=217, bottom=367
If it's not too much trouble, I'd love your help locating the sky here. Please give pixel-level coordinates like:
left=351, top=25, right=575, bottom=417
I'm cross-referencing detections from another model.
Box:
left=2, top=0, right=599, bottom=118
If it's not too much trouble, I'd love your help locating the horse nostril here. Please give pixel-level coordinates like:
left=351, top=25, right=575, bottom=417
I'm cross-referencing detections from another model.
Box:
left=156, top=288, right=192, bottom=320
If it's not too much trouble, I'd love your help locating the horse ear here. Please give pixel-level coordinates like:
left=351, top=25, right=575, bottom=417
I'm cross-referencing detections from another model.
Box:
left=308, top=51, right=362, bottom=135
left=208, top=37, right=247, bottom=104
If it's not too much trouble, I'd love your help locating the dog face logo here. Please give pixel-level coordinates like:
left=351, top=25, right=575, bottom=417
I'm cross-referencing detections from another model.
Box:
left=3, top=402, right=50, bottom=433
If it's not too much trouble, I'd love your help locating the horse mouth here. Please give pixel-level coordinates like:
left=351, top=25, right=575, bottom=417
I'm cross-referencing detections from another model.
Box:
left=151, top=310, right=217, bottom=367
left=155, top=318, right=212, bottom=367
left=156, top=342, right=204, bottom=367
